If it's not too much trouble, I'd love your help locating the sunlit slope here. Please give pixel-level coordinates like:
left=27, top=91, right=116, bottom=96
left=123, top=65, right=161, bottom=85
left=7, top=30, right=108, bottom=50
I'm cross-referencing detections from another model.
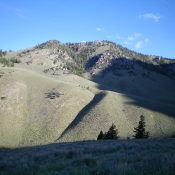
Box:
left=0, top=67, right=94, bottom=147
left=59, top=90, right=175, bottom=142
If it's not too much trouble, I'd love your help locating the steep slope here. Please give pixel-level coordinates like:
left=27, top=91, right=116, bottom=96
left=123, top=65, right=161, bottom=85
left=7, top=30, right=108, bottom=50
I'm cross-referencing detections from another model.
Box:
left=5, top=40, right=76, bottom=75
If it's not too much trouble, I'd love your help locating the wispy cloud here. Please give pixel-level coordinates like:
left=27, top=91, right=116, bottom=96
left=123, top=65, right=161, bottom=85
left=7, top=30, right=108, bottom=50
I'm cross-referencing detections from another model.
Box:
left=119, top=32, right=150, bottom=49
left=133, top=33, right=142, bottom=37
left=144, top=38, right=150, bottom=44
left=107, top=32, right=149, bottom=49
left=139, top=13, right=161, bottom=22
left=127, top=36, right=134, bottom=41
left=124, top=41, right=130, bottom=45
left=96, top=27, right=104, bottom=32
left=135, top=41, right=143, bottom=49
left=124, top=33, right=142, bottom=45
left=0, top=4, right=26, bottom=19
left=135, top=38, right=150, bottom=49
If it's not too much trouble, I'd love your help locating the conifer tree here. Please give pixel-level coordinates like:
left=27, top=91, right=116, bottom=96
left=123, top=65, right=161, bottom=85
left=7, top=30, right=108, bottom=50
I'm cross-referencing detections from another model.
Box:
left=105, top=124, right=119, bottom=139
left=97, top=131, right=104, bottom=140
left=133, top=115, right=149, bottom=139
left=97, top=124, right=119, bottom=140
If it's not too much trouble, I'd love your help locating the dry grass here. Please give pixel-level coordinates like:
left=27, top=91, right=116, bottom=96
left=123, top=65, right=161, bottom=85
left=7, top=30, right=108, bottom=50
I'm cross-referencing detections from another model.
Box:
left=0, top=139, right=175, bottom=175
left=0, top=67, right=94, bottom=147
left=0, top=67, right=175, bottom=147
left=59, top=90, right=175, bottom=142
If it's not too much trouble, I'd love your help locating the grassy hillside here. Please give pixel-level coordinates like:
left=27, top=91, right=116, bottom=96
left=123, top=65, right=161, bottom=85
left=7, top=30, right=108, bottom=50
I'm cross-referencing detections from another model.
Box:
left=0, top=40, right=175, bottom=147
left=0, top=66, right=175, bottom=147
left=0, top=67, right=94, bottom=147
left=59, top=90, right=175, bottom=142
left=0, top=139, right=175, bottom=175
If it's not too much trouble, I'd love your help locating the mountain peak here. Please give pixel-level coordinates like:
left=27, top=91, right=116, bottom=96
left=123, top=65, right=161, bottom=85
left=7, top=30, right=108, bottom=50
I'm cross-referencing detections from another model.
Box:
left=35, top=40, right=61, bottom=49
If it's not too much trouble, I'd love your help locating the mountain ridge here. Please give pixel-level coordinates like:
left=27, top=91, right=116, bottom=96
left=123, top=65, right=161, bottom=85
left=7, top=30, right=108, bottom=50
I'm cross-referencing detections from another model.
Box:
left=5, top=39, right=175, bottom=78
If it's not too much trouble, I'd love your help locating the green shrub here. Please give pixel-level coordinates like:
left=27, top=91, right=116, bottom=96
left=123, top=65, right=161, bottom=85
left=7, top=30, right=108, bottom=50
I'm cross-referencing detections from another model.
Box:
left=0, top=58, right=14, bottom=67
left=10, top=57, right=21, bottom=63
left=66, top=62, right=84, bottom=76
left=0, top=58, right=7, bottom=64
left=0, top=57, right=20, bottom=67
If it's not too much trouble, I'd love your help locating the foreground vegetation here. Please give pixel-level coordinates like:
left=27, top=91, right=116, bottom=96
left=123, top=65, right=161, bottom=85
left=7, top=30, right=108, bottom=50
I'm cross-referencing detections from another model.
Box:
left=0, top=139, right=175, bottom=175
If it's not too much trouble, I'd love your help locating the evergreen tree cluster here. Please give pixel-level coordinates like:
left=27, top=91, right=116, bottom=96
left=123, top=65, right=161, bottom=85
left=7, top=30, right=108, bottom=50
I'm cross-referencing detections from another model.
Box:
left=97, top=115, right=149, bottom=140
left=97, top=124, right=119, bottom=140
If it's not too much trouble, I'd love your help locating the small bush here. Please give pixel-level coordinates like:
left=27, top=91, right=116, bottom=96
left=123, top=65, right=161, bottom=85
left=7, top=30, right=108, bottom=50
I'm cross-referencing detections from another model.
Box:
left=66, top=62, right=84, bottom=76
left=0, top=58, right=14, bottom=67
left=10, top=57, right=21, bottom=63
left=0, top=57, right=20, bottom=67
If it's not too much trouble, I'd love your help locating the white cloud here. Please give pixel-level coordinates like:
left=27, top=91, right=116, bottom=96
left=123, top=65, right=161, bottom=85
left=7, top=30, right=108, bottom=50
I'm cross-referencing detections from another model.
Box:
left=115, top=32, right=150, bottom=49
left=139, top=13, right=161, bottom=22
left=127, top=36, right=134, bottom=41
left=135, top=38, right=150, bottom=49
left=133, top=33, right=142, bottom=37
left=124, top=33, right=142, bottom=45
left=135, top=41, right=143, bottom=49
left=124, top=41, right=130, bottom=45
left=96, top=27, right=104, bottom=32
left=144, top=38, right=150, bottom=44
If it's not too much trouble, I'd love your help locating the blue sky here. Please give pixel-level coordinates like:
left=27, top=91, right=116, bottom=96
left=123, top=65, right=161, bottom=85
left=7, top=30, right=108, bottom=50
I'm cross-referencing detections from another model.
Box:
left=0, top=0, right=175, bottom=58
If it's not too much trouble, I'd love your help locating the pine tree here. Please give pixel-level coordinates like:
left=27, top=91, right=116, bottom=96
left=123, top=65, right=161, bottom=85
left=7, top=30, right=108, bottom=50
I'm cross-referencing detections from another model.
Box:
left=105, top=124, right=119, bottom=140
left=97, top=124, right=119, bottom=140
left=97, top=131, right=104, bottom=140
left=133, top=115, right=149, bottom=139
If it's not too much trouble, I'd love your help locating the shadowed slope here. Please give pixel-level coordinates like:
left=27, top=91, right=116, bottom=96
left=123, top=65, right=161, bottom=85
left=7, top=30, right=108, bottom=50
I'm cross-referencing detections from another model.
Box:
left=59, top=59, right=175, bottom=142
left=58, top=92, right=106, bottom=140
left=89, top=57, right=175, bottom=117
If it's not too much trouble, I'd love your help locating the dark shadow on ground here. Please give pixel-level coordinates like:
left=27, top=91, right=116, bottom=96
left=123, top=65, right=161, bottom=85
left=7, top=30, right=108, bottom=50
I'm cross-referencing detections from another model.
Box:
left=87, top=57, right=175, bottom=117
left=85, top=54, right=103, bottom=70
left=57, top=92, right=106, bottom=140
left=0, top=139, right=175, bottom=175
